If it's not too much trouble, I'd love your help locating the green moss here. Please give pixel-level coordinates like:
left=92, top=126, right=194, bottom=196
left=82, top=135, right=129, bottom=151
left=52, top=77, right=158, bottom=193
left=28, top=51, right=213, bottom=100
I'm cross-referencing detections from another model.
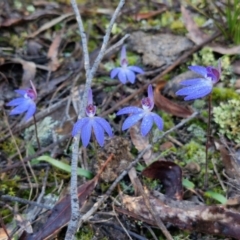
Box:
left=213, top=99, right=240, bottom=143
left=0, top=136, right=22, bottom=156
left=76, top=225, right=94, bottom=240
left=0, top=177, right=19, bottom=195
left=187, top=124, right=206, bottom=143
left=177, top=140, right=205, bottom=164
left=212, top=87, right=240, bottom=102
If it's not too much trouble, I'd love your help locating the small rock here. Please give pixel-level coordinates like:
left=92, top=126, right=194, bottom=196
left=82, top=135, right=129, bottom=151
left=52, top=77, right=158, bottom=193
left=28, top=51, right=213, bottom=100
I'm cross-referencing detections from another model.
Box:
left=128, top=31, right=194, bottom=68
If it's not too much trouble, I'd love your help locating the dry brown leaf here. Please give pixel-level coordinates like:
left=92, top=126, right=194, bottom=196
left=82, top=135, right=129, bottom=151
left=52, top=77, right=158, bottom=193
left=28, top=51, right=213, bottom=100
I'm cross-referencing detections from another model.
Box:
left=142, top=161, right=183, bottom=200
left=47, top=33, right=62, bottom=71
left=28, top=13, right=74, bottom=38
left=181, top=6, right=209, bottom=45
left=0, top=228, right=9, bottom=240
left=130, top=123, right=153, bottom=165
left=134, top=8, right=167, bottom=21
left=9, top=59, right=36, bottom=87
left=210, top=44, right=240, bottom=55
left=0, top=10, right=59, bottom=27
left=232, top=61, right=240, bottom=75
left=21, top=61, right=36, bottom=86
left=154, top=83, right=193, bottom=118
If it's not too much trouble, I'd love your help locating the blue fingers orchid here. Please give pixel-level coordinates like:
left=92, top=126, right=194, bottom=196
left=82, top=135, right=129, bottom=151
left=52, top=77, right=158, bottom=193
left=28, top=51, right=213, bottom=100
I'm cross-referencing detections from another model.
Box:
left=110, top=45, right=144, bottom=84
left=72, top=89, right=113, bottom=147
left=176, top=60, right=221, bottom=100
left=117, top=85, right=163, bottom=136
left=6, top=80, right=37, bottom=122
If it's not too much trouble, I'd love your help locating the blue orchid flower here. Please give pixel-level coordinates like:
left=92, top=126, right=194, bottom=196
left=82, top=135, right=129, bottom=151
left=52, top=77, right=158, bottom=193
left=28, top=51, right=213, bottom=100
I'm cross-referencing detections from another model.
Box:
left=110, top=45, right=144, bottom=84
left=117, top=85, right=163, bottom=136
left=176, top=60, right=221, bottom=100
left=6, top=80, right=37, bottom=122
left=72, top=89, right=113, bottom=147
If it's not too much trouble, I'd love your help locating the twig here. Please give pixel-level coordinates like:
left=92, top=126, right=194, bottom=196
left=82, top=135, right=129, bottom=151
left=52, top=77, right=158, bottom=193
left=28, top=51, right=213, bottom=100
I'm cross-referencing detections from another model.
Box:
left=67, top=0, right=125, bottom=239
left=1, top=195, right=51, bottom=210
left=153, top=111, right=199, bottom=143
left=104, top=34, right=130, bottom=56
left=140, top=187, right=173, bottom=240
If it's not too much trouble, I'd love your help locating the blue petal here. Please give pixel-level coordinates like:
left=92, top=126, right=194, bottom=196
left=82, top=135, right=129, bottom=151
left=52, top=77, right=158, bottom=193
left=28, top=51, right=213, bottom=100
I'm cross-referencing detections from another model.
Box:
left=118, top=69, right=127, bottom=84
left=188, top=66, right=207, bottom=77
left=6, top=98, right=26, bottom=107
left=184, top=87, right=212, bottom=100
left=152, top=113, right=164, bottom=131
left=110, top=68, right=120, bottom=79
left=95, top=117, right=113, bottom=137
left=15, top=89, right=27, bottom=96
left=180, top=78, right=205, bottom=86
left=72, top=118, right=89, bottom=136
left=176, top=79, right=213, bottom=100
left=141, top=114, right=154, bottom=136
left=122, top=113, right=144, bottom=131
left=117, top=107, right=143, bottom=115
left=24, top=103, right=36, bottom=121
left=81, top=120, right=92, bottom=147
left=147, top=84, right=154, bottom=102
left=92, top=120, right=105, bottom=147
left=125, top=69, right=136, bottom=84
left=128, top=66, right=144, bottom=74
left=9, top=100, right=30, bottom=115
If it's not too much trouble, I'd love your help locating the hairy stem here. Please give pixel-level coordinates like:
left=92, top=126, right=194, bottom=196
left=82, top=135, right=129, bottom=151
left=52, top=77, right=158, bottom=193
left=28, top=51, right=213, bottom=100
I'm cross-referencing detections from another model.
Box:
left=204, top=93, right=212, bottom=189
left=33, top=114, right=41, bottom=150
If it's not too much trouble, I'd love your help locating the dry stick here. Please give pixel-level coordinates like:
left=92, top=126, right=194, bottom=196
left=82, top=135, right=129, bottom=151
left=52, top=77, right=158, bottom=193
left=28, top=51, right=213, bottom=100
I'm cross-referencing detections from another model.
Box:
left=140, top=187, right=173, bottom=240
left=101, top=31, right=221, bottom=117
left=1, top=195, right=51, bottom=210
left=104, top=34, right=130, bottom=56
left=33, top=115, right=41, bottom=150
left=204, top=93, right=212, bottom=189
left=77, top=111, right=198, bottom=229
left=67, top=0, right=125, bottom=239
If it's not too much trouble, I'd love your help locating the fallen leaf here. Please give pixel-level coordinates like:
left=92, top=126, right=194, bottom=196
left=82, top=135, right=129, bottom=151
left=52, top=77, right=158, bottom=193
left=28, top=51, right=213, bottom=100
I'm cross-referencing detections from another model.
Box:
left=142, top=160, right=183, bottom=200
left=216, top=141, right=240, bottom=179
left=28, top=13, right=74, bottom=38
left=47, top=33, right=62, bottom=71
left=181, top=6, right=209, bottom=44
left=130, top=123, right=153, bottom=165
left=134, top=8, right=167, bottom=21
left=154, top=82, right=193, bottom=118
left=0, top=10, right=59, bottom=27
left=8, top=58, right=36, bottom=87
left=21, top=61, right=37, bottom=86
left=210, top=44, right=240, bottom=55
left=232, top=60, right=240, bottom=75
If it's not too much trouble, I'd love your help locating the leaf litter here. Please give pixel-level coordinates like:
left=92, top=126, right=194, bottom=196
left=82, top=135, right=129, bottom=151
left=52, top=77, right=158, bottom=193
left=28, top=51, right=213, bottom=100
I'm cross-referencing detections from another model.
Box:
left=1, top=0, right=240, bottom=239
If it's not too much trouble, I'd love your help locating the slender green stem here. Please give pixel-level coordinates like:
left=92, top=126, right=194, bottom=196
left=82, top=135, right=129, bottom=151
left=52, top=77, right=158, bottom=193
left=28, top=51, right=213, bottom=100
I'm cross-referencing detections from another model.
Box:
left=204, top=94, right=212, bottom=189
left=33, top=115, right=41, bottom=150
